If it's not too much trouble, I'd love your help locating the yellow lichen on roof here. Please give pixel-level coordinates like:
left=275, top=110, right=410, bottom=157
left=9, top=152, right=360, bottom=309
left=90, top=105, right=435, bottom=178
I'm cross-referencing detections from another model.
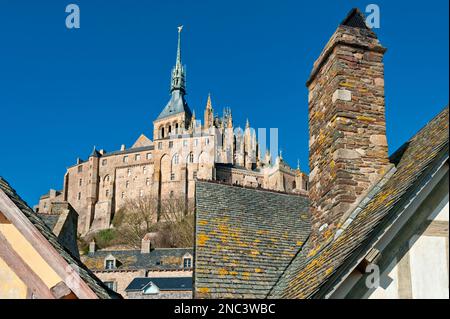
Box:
left=250, top=250, right=260, bottom=256
left=198, top=219, right=208, bottom=226
left=197, top=234, right=209, bottom=246
left=197, top=287, right=210, bottom=294
left=218, top=268, right=229, bottom=276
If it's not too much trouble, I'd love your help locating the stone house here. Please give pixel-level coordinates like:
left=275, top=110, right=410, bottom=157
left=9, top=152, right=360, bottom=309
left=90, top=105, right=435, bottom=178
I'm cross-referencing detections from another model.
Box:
left=81, top=236, right=193, bottom=298
left=0, top=177, right=121, bottom=299
left=36, top=26, right=308, bottom=235
left=194, top=8, right=449, bottom=299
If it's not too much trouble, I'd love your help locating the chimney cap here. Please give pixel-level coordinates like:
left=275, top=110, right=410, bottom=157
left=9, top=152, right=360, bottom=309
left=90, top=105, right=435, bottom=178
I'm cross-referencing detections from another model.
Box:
left=89, top=240, right=96, bottom=254
left=340, top=8, right=370, bottom=30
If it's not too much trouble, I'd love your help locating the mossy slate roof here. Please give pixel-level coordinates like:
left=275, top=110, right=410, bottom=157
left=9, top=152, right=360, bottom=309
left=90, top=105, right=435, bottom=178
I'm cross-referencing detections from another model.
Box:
left=82, top=248, right=193, bottom=271
left=194, top=182, right=310, bottom=298
left=194, top=106, right=448, bottom=299
left=0, top=178, right=121, bottom=299
left=270, top=106, right=449, bottom=298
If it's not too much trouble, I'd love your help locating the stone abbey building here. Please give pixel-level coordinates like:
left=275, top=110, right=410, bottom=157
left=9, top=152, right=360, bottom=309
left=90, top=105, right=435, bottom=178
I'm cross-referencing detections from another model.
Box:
left=36, top=26, right=308, bottom=235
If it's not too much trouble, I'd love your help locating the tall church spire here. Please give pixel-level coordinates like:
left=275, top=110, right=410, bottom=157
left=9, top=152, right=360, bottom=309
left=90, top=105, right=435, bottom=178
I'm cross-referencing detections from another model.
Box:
left=204, top=93, right=214, bottom=128
left=171, top=25, right=186, bottom=94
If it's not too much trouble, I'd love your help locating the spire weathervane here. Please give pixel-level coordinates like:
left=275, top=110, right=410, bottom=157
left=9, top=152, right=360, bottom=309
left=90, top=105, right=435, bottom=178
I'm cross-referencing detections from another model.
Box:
left=176, top=25, right=183, bottom=65
left=171, top=25, right=186, bottom=94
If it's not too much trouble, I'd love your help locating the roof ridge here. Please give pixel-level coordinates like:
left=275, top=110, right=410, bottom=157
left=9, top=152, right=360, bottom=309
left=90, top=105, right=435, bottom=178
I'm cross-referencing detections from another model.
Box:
left=196, top=179, right=308, bottom=197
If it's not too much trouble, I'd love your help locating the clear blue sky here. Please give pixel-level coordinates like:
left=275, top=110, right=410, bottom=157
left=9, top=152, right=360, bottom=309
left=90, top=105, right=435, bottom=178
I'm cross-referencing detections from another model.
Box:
left=0, top=0, right=448, bottom=206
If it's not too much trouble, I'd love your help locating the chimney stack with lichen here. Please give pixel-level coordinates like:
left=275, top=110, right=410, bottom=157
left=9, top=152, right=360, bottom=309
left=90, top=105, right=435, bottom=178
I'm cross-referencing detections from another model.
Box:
left=307, top=8, right=390, bottom=248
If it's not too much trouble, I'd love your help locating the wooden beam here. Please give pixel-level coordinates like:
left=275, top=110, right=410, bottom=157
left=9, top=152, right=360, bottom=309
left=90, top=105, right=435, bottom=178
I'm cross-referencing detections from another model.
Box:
left=0, top=189, right=99, bottom=299
left=0, top=231, right=55, bottom=299
left=0, top=211, right=11, bottom=224
left=50, top=281, right=77, bottom=299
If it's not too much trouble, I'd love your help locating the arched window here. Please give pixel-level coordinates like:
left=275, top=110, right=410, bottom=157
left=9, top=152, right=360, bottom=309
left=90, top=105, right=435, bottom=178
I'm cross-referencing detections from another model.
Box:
left=173, top=154, right=179, bottom=165
left=292, top=181, right=296, bottom=189
left=160, top=127, right=165, bottom=138
left=188, top=153, right=194, bottom=163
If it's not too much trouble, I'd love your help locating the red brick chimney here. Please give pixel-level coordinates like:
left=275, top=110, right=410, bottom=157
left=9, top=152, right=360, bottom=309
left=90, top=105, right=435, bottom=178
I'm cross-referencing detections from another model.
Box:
left=307, top=9, right=390, bottom=248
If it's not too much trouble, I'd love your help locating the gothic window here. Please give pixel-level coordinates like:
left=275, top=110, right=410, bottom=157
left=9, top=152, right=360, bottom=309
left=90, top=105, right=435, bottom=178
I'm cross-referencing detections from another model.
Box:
left=160, top=127, right=165, bottom=138
left=123, top=156, right=128, bottom=163
left=102, top=159, right=107, bottom=166
left=135, top=154, right=141, bottom=161
left=189, top=153, right=194, bottom=163
left=170, top=190, right=174, bottom=198
left=78, top=165, right=83, bottom=173
left=168, top=125, right=172, bottom=134
left=292, top=181, right=296, bottom=189
left=173, top=154, right=179, bottom=165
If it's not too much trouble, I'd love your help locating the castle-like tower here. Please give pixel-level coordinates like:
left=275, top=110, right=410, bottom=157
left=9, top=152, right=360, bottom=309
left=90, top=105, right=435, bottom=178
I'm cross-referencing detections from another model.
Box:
left=37, top=27, right=308, bottom=235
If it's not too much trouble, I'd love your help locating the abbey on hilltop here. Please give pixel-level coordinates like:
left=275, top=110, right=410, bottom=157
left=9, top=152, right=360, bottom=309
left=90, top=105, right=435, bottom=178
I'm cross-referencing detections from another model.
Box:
left=36, top=26, right=308, bottom=235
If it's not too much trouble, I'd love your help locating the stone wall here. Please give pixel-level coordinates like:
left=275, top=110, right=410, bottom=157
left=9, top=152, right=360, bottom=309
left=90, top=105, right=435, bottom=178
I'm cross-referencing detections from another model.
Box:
left=94, top=270, right=145, bottom=297
left=127, top=290, right=192, bottom=299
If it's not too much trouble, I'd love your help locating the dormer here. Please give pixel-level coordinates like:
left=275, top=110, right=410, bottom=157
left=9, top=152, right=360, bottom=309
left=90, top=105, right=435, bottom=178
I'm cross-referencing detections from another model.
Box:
left=104, top=254, right=119, bottom=270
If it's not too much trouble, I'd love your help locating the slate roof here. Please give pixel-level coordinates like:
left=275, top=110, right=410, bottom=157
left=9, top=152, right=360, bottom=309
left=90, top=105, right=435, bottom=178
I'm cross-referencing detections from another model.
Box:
left=125, top=277, right=192, bottom=292
left=82, top=248, right=193, bottom=271
left=156, top=90, right=192, bottom=121
left=0, top=177, right=121, bottom=299
left=38, top=213, right=60, bottom=230
left=269, top=106, right=449, bottom=298
left=194, top=181, right=310, bottom=298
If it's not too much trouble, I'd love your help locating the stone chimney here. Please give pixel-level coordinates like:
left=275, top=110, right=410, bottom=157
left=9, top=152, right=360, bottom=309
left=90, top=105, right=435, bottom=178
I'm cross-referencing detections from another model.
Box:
left=89, top=240, right=96, bottom=254
left=141, top=232, right=158, bottom=254
left=307, top=9, right=390, bottom=248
